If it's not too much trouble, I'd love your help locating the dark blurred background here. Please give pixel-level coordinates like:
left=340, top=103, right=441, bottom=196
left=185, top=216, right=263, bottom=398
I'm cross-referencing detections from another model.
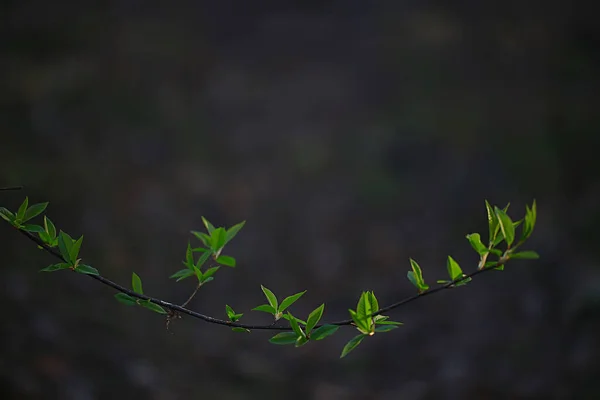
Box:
left=1, top=1, right=599, bottom=399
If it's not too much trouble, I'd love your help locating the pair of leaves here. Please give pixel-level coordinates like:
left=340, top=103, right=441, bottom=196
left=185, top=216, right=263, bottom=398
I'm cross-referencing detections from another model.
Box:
left=192, top=217, right=245, bottom=258
left=38, top=216, right=58, bottom=247
left=114, top=273, right=166, bottom=314
left=253, top=285, right=306, bottom=321
left=343, top=291, right=402, bottom=357
left=0, top=197, right=48, bottom=231
left=40, top=231, right=98, bottom=275
left=407, top=258, right=429, bottom=292
left=269, top=304, right=339, bottom=347
left=225, top=304, right=250, bottom=332
left=436, top=256, right=471, bottom=286
left=170, top=243, right=221, bottom=284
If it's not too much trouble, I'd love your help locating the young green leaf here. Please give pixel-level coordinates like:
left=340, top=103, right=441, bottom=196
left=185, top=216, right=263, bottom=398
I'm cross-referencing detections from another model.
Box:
left=40, top=263, right=70, bottom=272
left=0, top=207, right=15, bottom=223
left=260, top=285, right=278, bottom=311
left=70, top=235, right=84, bottom=262
left=466, top=233, right=488, bottom=255
left=75, top=264, right=99, bottom=275
left=23, top=202, right=48, bottom=222
left=170, top=268, right=195, bottom=281
left=375, top=320, right=403, bottom=326
left=252, top=304, right=277, bottom=314
left=185, top=242, right=194, bottom=268
left=340, top=334, right=367, bottom=358
left=210, top=227, right=227, bottom=252
left=269, top=332, right=298, bottom=345
left=295, top=335, right=309, bottom=347
left=16, top=197, right=28, bottom=222
left=510, top=250, right=540, bottom=260
left=22, top=224, right=44, bottom=233
left=114, top=293, right=137, bottom=306
left=201, top=216, right=215, bottom=234
left=279, top=290, right=306, bottom=313
left=356, top=292, right=370, bottom=318
left=447, top=256, right=463, bottom=281
left=349, top=309, right=371, bottom=334
left=485, top=200, right=498, bottom=244
left=44, top=216, right=56, bottom=239
left=310, top=324, right=339, bottom=341
left=57, top=231, right=74, bottom=263
left=281, top=314, right=307, bottom=325
left=287, top=312, right=305, bottom=338
left=374, top=325, right=398, bottom=333
left=141, top=300, right=167, bottom=314
left=305, top=304, right=325, bottom=334
left=192, top=265, right=203, bottom=281
left=216, top=255, right=236, bottom=267
left=195, top=250, right=212, bottom=269
left=225, top=221, right=246, bottom=245
left=191, top=231, right=212, bottom=247
left=203, top=266, right=220, bottom=280
left=232, top=327, right=250, bottom=333
left=226, top=305, right=243, bottom=322
left=495, top=207, right=515, bottom=247
left=132, top=272, right=143, bottom=294
left=408, top=259, right=428, bottom=291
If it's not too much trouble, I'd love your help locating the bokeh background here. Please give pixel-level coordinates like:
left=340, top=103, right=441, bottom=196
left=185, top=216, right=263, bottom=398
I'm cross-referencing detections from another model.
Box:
left=1, top=1, right=599, bottom=399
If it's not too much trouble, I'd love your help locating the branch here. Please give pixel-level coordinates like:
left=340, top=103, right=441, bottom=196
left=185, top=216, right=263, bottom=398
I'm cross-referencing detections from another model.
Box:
left=17, top=227, right=504, bottom=330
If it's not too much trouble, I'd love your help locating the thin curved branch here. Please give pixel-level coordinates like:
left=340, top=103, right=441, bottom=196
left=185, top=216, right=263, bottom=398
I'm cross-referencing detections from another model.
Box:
left=16, top=227, right=503, bottom=331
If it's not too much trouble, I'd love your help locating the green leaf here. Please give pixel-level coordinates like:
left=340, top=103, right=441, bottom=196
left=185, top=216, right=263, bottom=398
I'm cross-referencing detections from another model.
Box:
left=22, top=224, right=44, bottom=233
left=375, top=320, right=403, bottom=326
left=408, top=259, right=429, bottom=291
left=57, top=231, right=74, bottom=263
left=141, top=300, right=167, bottom=314
left=357, top=292, right=371, bottom=319
left=201, top=216, right=215, bottom=234
left=170, top=268, right=195, bottom=281
left=521, top=200, right=537, bottom=241
left=192, top=265, right=203, bottom=281
left=295, top=335, right=309, bottom=347
left=185, top=242, right=194, bottom=268
left=281, top=314, right=307, bottom=325
left=368, top=291, right=379, bottom=313
left=446, top=256, right=463, bottom=281
left=510, top=250, right=540, bottom=260
left=44, top=216, right=56, bottom=239
left=191, top=247, right=209, bottom=253
left=269, top=332, right=298, bottom=345
left=252, top=304, right=276, bottom=314
left=132, top=272, right=143, bottom=294
left=226, top=304, right=243, bottom=321
left=114, top=293, right=137, bottom=306
left=232, top=327, right=250, bottom=333
left=0, top=207, right=15, bottom=223
left=305, top=304, right=325, bottom=334
left=279, top=290, right=306, bottom=313
left=374, top=325, right=398, bottom=332
left=310, top=324, right=339, bottom=341
left=287, top=312, right=305, bottom=338
left=191, top=231, right=212, bottom=247
left=437, top=279, right=450, bottom=284
left=260, top=285, right=278, bottom=311
left=485, top=200, right=498, bottom=244
left=75, top=264, right=99, bottom=275
left=23, top=202, right=48, bottom=222
left=16, top=197, right=28, bottom=221
left=195, top=250, right=212, bottom=269
left=225, top=221, right=246, bottom=245
left=216, top=255, right=236, bottom=267
left=211, top=227, right=227, bottom=251
left=203, top=266, right=220, bottom=280
left=70, top=236, right=83, bottom=261
left=340, top=334, right=367, bottom=358
left=495, top=207, right=515, bottom=247
left=466, top=233, right=488, bottom=255
left=40, top=263, right=70, bottom=272
left=349, top=309, right=370, bottom=334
